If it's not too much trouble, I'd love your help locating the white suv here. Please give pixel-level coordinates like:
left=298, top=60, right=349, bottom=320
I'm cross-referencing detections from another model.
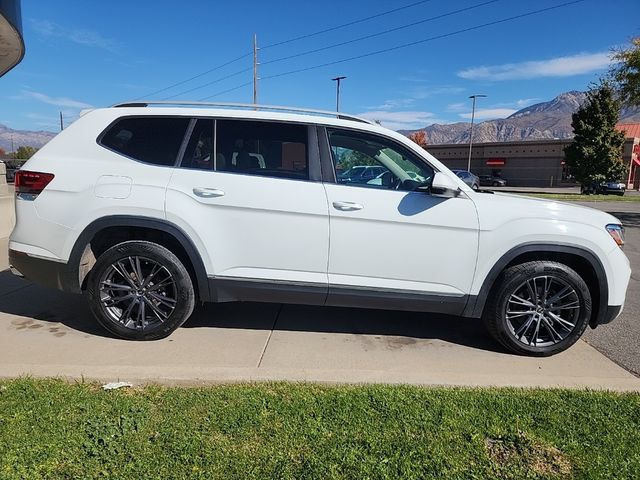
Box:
left=9, top=102, right=631, bottom=356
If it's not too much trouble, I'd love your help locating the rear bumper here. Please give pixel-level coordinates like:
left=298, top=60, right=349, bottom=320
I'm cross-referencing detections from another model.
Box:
left=8, top=249, right=78, bottom=293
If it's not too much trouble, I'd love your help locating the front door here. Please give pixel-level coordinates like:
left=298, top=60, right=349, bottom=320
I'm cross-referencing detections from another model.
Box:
left=322, top=127, right=479, bottom=313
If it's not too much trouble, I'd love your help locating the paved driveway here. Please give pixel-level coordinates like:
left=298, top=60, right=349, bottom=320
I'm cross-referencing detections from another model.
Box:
left=0, top=193, right=638, bottom=390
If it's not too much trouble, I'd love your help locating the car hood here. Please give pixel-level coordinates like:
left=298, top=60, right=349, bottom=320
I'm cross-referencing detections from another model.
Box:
left=472, top=192, right=622, bottom=229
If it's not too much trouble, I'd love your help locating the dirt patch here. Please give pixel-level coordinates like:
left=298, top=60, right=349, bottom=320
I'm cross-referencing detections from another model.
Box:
left=485, top=430, right=572, bottom=478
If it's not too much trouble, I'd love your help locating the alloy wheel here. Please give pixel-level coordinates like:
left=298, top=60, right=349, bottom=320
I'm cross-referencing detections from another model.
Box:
left=98, top=256, right=177, bottom=331
left=505, top=275, right=580, bottom=347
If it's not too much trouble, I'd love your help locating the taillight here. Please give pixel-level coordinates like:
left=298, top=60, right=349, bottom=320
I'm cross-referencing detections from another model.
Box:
left=15, top=171, right=55, bottom=197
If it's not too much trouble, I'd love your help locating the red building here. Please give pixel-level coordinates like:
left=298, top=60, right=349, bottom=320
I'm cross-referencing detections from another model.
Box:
left=615, top=123, right=640, bottom=189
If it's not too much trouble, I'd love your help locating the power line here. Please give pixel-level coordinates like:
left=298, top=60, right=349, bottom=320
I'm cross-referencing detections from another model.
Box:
left=159, top=0, right=499, bottom=101
left=134, top=52, right=251, bottom=100
left=260, top=1, right=586, bottom=82
left=198, top=81, right=253, bottom=101
left=262, top=0, right=500, bottom=67
left=161, top=66, right=253, bottom=100
left=133, top=0, right=435, bottom=100
left=260, top=0, right=436, bottom=50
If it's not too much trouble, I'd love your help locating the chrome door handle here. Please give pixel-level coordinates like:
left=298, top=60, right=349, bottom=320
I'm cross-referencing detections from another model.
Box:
left=332, top=201, right=364, bottom=211
left=193, top=187, right=225, bottom=198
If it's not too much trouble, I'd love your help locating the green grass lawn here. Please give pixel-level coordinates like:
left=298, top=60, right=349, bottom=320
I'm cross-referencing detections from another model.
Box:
left=516, top=193, right=640, bottom=202
left=1, top=379, right=639, bottom=479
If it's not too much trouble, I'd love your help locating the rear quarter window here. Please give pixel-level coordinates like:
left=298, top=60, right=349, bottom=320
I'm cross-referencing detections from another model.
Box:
left=99, top=117, right=190, bottom=166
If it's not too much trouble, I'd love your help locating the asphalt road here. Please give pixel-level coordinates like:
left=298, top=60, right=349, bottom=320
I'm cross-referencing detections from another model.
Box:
left=580, top=201, right=640, bottom=376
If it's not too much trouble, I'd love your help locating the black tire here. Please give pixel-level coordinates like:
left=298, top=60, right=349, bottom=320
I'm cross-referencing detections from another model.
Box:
left=87, top=241, right=195, bottom=340
left=483, top=261, right=591, bottom=356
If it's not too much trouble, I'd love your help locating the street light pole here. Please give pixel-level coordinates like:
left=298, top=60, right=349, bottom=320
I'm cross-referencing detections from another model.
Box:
left=467, top=94, right=486, bottom=172
left=331, top=76, right=347, bottom=112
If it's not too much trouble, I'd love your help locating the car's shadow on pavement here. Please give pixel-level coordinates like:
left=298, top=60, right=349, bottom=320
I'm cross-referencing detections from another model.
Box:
left=0, top=270, right=503, bottom=353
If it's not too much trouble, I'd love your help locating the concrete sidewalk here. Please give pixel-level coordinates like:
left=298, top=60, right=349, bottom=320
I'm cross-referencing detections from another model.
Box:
left=0, top=271, right=638, bottom=390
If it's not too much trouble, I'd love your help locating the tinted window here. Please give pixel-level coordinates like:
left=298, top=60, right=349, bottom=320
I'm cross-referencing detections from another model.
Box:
left=328, top=128, right=434, bottom=191
left=181, top=119, right=214, bottom=170
left=100, top=117, right=190, bottom=166
left=215, top=120, right=308, bottom=180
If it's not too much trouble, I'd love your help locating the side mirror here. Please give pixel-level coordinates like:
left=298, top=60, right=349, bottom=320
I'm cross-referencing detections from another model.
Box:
left=430, top=172, right=461, bottom=198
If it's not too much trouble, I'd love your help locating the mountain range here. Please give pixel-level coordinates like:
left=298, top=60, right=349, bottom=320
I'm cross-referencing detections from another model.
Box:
left=0, top=123, right=56, bottom=153
left=2, top=91, right=640, bottom=151
left=401, top=91, right=640, bottom=144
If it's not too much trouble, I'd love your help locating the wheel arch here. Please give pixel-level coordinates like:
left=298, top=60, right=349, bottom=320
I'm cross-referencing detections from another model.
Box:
left=464, top=243, right=607, bottom=328
left=65, top=216, right=212, bottom=302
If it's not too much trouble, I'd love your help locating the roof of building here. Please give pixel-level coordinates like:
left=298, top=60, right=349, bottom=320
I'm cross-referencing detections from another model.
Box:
left=616, top=123, right=640, bottom=138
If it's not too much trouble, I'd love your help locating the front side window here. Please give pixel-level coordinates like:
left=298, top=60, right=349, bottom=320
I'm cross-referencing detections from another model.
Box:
left=215, top=120, right=308, bottom=180
left=100, top=117, right=190, bottom=166
left=328, top=128, right=434, bottom=191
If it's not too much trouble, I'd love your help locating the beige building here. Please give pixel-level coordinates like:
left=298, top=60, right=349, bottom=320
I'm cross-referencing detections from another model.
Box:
left=427, top=131, right=640, bottom=188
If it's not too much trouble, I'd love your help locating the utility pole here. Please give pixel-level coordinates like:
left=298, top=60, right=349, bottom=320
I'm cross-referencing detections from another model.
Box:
left=59, top=111, right=64, bottom=131
left=467, top=94, right=486, bottom=172
left=253, top=34, right=259, bottom=106
left=331, top=76, right=346, bottom=112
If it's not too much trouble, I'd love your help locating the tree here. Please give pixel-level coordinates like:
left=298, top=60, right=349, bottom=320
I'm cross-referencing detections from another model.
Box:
left=14, top=146, right=38, bottom=159
left=564, top=82, right=627, bottom=187
left=407, top=131, right=428, bottom=148
left=611, top=37, right=640, bottom=106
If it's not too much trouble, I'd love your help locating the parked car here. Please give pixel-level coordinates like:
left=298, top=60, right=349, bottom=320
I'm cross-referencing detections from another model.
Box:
left=8, top=102, right=630, bottom=357
left=479, top=175, right=507, bottom=187
left=581, top=180, right=625, bottom=196
left=338, top=165, right=386, bottom=184
left=451, top=169, right=480, bottom=190
left=2, top=159, right=20, bottom=183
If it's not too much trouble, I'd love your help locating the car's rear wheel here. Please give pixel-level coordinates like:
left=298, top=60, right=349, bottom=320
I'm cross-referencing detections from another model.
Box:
left=87, top=241, right=195, bottom=340
left=483, top=261, right=591, bottom=356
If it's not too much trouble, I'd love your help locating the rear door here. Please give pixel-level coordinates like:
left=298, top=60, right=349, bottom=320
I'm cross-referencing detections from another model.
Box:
left=321, top=127, right=479, bottom=313
left=166, top=118, right=329, bottom=304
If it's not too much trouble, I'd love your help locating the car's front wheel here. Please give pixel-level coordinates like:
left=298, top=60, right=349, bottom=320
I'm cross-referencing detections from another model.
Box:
left=483, top=261, right=591, bottom=356
left=87, top=241, right=195, bottom=340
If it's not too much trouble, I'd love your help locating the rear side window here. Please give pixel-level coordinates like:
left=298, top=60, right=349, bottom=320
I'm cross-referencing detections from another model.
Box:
left=215, top=119, right=308, bottom=180
left=100, top=117, right=190, bottom=166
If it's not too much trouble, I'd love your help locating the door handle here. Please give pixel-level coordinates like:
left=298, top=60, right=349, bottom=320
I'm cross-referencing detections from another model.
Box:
left=332, top=201, right=364, bottom=211
left=193, top=187, right=225, bottom=198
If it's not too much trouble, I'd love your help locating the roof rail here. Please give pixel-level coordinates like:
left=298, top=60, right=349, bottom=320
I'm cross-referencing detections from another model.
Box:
left=111, top=101, right=375, bottom=125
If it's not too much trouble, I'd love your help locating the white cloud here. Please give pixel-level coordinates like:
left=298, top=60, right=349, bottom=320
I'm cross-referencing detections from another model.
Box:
left=21, top=90, right=92, bottom=109
left=30, top=19, right=118, bottom=52
left=357, top=110, right=447, bottom=130
left=458, top=108, right=517, bottom=120
left=458, top=52, right=610, bottom=81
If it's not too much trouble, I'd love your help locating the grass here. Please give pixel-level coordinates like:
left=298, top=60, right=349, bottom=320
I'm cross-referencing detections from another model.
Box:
left=1, top=379, right=639, bottom=479
left=515, top=193, right=640, bottom=202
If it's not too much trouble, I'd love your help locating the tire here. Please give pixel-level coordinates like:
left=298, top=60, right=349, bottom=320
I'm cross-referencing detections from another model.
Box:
left=483, top=261, right=591, bottom=356
left=492, top=181, right=499, bottom=187
left=87, top=241, right=195, bottom=340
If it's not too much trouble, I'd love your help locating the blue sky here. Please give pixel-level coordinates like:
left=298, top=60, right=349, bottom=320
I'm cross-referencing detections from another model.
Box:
left=2, top=0, right=639, bottom=132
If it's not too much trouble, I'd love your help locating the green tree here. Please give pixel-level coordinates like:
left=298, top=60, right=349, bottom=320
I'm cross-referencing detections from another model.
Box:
left=14, top=146, right=38, bottom=159
left=611, top=37, right=640, bottom=106
left=564, top=82, right=627, bottom=187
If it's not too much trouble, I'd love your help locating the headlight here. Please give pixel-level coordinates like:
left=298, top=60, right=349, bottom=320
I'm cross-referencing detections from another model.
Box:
left=606, top=224, right=625, bottom=248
